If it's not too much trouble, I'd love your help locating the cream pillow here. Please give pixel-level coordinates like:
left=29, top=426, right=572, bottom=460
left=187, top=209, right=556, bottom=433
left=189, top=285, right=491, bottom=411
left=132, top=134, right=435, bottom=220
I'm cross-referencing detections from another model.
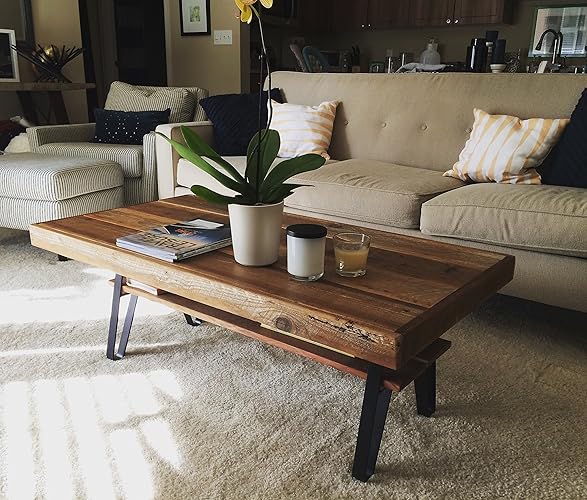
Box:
left=105, top=81, right=196, bottom=123
left=269, top=99, right=339, bottom=159
left=444, top=108, right=569, bottom=184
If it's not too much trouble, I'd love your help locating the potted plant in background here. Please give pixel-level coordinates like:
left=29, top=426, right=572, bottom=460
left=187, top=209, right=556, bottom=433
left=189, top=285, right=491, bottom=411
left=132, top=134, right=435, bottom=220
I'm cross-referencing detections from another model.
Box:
left=160, top=0, right=326, bottom=266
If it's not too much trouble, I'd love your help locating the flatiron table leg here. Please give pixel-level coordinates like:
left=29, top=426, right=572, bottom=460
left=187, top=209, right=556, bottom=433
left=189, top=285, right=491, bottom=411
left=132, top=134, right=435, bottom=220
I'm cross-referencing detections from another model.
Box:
left=352, top=363, right=392, bottom=482
left=184, top=314, right=203, bottom=327
left=116, top=295, right=138, bottom=359
left=414, top=362, right=436, bottom=417
left=106, top=274, right=138, bottom=360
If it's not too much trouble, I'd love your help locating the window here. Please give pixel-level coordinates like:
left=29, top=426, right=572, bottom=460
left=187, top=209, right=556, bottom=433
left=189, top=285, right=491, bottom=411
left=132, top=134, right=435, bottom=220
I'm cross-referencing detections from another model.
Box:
left=530, top=5, right=587, bottom=57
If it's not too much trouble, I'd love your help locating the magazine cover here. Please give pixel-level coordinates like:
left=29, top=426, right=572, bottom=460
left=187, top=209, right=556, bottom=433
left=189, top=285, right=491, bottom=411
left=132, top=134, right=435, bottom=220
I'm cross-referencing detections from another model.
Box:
left=116, top=219, right=231, bottom=261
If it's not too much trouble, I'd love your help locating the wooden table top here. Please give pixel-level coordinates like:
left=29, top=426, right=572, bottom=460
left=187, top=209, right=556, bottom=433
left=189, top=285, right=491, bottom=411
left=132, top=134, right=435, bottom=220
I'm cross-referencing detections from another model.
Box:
left=29, top=196, right=514, bottom=370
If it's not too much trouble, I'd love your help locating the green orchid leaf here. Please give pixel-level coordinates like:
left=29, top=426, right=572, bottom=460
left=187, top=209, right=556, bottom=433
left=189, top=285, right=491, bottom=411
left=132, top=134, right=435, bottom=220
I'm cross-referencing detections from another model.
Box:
left=262, top=183, right=306, bottom=204
left=231, top=194, right=257, bottom=206
left=167, top=138, right=253, bottom=197
left=246, top=129, right=280, bottom=191
left=178, top=126, right=219, bottom=158
left=181, top=127, right=245, bottom=182
left=190, top=185, right=235, bottom=205
left=260, top=154, right=325, bottom=198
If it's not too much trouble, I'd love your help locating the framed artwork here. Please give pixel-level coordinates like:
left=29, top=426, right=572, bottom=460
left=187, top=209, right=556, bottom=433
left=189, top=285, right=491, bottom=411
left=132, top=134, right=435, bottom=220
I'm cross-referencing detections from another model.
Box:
left=0, top=29, right=20, bottom=82
left=180, top=0, right=211, bottom=36
left=0, top=0, right=35, bottom=48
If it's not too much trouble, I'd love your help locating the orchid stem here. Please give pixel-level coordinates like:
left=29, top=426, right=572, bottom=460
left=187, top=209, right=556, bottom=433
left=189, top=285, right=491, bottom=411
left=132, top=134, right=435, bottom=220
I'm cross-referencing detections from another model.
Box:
left=252, top=5, right=271, bottom=204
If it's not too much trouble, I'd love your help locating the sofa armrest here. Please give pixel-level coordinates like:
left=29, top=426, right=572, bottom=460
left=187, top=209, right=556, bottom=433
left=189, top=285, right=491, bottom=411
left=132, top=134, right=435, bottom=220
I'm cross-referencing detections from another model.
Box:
left=155, top=120, right=214, bottom=199
left=27, top=123, right=96, bottom=151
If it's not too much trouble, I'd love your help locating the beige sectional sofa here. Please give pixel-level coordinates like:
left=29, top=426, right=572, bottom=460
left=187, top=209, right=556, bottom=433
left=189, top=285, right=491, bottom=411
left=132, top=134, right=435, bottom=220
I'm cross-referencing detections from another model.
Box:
left=155, top=72, right=587, bottom=313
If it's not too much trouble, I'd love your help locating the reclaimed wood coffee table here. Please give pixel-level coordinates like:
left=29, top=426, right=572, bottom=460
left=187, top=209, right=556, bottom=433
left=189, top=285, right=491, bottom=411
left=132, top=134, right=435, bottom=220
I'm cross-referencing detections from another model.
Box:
left=30, top=196, right=514, bottom=482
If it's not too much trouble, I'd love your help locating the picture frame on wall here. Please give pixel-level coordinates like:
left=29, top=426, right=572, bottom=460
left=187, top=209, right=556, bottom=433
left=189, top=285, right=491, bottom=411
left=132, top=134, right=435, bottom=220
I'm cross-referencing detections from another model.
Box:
left=0, top=29, right=20, bottom=82
left=180, top=0, right=211, bottom=36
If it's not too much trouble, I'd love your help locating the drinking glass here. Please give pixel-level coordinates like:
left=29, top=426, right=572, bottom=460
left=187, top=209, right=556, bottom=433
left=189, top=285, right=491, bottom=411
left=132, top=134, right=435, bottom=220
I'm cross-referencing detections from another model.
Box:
left=333, top=233, right=371, bottom=277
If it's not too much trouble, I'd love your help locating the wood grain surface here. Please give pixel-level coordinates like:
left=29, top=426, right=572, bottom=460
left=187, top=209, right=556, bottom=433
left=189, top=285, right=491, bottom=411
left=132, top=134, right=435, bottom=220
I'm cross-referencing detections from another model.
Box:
left=29, top=196, right=514, bottom=370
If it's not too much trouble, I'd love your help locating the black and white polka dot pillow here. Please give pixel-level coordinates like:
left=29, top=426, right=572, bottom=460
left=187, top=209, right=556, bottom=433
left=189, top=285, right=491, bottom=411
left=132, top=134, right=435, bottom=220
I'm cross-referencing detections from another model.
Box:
left=93, top=108, right=171, bottom=145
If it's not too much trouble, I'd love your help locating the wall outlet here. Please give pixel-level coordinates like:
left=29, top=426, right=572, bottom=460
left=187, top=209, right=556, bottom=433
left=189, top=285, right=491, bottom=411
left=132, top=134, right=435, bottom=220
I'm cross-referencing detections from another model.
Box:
left=214, top=30, right=233, bottom=45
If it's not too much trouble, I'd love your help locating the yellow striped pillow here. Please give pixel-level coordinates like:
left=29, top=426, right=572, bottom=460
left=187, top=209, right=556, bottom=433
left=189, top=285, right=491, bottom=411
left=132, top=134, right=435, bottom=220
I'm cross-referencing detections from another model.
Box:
left=269, top=99, right=339, bottom=159
left=444, top=108, right=569, bottom=184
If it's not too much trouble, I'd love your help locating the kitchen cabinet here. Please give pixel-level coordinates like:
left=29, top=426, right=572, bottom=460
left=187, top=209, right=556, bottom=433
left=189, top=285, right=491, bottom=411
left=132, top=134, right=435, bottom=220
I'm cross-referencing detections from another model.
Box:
left=298, top=0, right=334, bottom=32
left=369, top=0, right=411, bottom=29
left=331, top=0, right=410, bottom=33
left=410, top=0, right=455, bottom=27
left=410, top=0, right=512, bottom=26
left=308, top=0, right=514, bottom=34
left=453, top=0, right=513, bottom=25
left=331, top=0, right=369, bottom=32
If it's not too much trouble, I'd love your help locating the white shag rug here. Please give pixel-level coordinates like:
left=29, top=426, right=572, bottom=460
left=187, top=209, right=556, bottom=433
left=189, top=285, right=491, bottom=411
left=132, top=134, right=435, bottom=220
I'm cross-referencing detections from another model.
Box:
left=0, top=228, right=585, bottom=500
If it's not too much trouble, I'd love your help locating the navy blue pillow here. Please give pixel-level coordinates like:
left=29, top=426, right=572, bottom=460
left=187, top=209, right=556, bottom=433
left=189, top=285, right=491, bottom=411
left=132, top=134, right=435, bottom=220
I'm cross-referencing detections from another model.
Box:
left=93, top=108, right=170, bottom=145
left=199, top=89, right=283, bottom=156
left=542, top=89, right=587, bottom=188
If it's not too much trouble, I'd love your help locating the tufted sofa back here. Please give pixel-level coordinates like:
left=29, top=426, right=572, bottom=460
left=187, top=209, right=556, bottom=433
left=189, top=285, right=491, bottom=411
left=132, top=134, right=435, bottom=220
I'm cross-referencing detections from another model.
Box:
left=269, top=71, right=587, bottom=172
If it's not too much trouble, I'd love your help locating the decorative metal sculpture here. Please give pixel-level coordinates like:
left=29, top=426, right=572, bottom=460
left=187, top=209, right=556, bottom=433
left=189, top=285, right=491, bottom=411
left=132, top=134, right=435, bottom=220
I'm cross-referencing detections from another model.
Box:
left=11, top=44, right=84, bottom=83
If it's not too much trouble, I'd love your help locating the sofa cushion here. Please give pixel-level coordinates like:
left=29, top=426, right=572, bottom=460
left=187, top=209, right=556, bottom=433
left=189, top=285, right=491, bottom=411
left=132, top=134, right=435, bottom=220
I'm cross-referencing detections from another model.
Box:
left=36, top=142, right=143, bottom=178
left=199, top=88, right=283, bottom=156
left=286, top=159, right=464, bottom=229
left=94, top=108, right=170, bottom=145
left=542, top=88, right=587, bottom=188
left=270, top=99, right=339, bottom=159
left=443, top=108, right=568, bottom=185
left=105, top=81, right=195, bottom=123
left=420, top=183, right=587, bottom=258
left=270, top=72, right=587, bottom=172
left=0, top=153, right=123, bottom=202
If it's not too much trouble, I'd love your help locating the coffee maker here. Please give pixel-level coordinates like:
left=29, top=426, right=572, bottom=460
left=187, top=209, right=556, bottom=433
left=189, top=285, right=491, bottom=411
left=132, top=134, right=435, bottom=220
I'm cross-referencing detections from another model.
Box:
left=466, top=38, right=488, bottom=72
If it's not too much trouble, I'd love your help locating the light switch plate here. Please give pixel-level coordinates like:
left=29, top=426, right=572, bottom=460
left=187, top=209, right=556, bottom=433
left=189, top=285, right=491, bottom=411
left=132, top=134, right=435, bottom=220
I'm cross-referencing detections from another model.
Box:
left=214, top=30, right=233, bottom=45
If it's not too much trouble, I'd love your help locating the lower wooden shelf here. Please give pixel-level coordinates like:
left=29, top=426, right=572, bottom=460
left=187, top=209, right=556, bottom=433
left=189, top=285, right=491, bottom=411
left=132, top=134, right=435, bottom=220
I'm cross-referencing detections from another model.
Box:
left=112, top=280, right=451, bottom=393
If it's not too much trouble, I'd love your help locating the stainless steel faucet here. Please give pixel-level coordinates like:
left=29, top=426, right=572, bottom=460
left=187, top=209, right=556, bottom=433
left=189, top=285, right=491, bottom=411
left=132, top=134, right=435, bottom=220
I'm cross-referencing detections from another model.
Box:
left=535, top=29, right=564, bottom=66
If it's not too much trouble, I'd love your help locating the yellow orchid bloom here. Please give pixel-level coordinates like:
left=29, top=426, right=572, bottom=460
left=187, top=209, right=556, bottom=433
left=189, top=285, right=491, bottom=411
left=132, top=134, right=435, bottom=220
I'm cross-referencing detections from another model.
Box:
left=235, top=0, right=273, bottom=24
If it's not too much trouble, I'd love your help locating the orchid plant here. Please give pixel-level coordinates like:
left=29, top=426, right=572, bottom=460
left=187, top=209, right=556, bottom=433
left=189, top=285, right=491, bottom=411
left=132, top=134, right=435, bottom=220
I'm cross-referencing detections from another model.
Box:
left=159, top=0, right=325, bottom=206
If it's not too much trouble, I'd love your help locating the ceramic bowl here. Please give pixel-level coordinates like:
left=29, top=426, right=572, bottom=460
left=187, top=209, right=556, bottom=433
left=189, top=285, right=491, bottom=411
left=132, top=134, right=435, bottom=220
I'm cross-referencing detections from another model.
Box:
left=490, top=64, right=507, bottom=73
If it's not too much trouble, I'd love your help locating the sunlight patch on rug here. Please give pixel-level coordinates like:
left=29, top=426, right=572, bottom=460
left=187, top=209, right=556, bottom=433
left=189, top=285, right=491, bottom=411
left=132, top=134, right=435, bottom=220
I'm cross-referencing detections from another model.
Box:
left=0, top=370, right=182, bottom=500
left=0, top=286, right=175, bottom=325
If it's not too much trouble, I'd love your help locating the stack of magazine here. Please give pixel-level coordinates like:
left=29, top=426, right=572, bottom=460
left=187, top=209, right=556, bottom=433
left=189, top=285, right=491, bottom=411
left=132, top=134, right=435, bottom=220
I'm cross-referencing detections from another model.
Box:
left=116, top=219, right=232, bottom=262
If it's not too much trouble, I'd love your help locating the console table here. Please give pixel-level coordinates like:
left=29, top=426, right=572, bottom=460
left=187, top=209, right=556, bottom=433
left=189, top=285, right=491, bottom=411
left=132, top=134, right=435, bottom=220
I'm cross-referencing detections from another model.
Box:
left=0, top=82, right=96, bottom=124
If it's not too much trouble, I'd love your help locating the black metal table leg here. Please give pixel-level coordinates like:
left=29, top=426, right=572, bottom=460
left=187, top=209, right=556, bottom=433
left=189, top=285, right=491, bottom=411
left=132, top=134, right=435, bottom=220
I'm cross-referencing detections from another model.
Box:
left=107, top=274, right=124, bottom=360
left=352, top=363, right=392, bottom=482
left=106, top=274, right=138, bottom=361
left=184, top=314, right=203, bottom=327
left=414, top=362, right=436, bottom=417
left=116, top=295, right=138, bottom=359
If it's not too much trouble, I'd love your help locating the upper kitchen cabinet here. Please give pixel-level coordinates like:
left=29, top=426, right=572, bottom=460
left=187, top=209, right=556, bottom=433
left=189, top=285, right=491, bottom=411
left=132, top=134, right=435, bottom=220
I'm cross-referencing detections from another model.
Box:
left=410, top=0, right=513, bottom=26
left=331, top=0, right=369, bottom=32
left=453, top=0, right=513, bottom=25
left=298, top=0, right=335, bottom=33
left=316, top=0, right=514, bottom=32
left=410, top=0, right=455, bottom=26
left=330, top=0, right=410, bottom=32
left=369, top=0, right=411, bottom=29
